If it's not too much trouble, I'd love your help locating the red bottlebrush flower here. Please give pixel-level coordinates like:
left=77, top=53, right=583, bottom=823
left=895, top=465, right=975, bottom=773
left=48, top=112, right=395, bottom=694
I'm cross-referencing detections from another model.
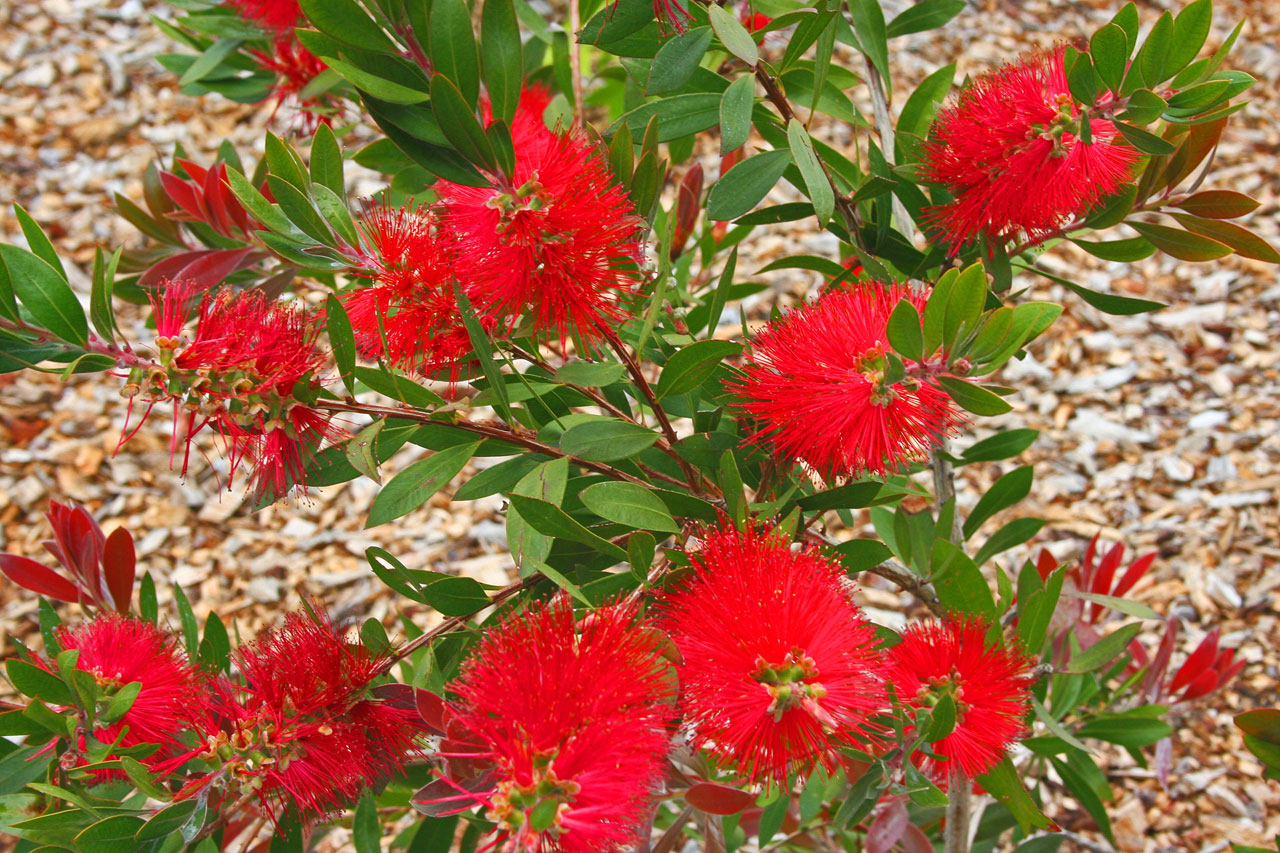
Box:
left=128, top=284, right=342, bottom=499
left=655, top=523, right=887, bottom=784
left=731, top=282, right=961, bottom=479
left=434, top=128, right=645, bottom=347
left=921, top=46, right=1137, bottom=251
left=344, top=201, right=477, bottom=378
left=226, top=0, right=303, bottom=35
left=51, top=614, right=212, bottom=766
left=481, top=82, right=554, bottom=145
left=202, top=607, right=423, bottom=821
left=886, top=619, right=1033, bottom=784
left=440, top=597, right=673, bottom=852
left=249, top=37, right=341, bottom=128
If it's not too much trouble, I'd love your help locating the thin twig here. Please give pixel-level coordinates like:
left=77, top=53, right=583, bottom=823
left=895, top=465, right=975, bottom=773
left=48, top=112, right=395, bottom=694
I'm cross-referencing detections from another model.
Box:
left=568, top=0, right=584, bottom=125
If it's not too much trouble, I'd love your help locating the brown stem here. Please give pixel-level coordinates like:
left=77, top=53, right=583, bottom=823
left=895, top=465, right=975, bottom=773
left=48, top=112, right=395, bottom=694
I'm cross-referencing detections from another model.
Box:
left=944, top=766, right=973, bottom=853
left=804, top=530, right=942, bottom=615
left=0, top=317, right=160, bottom=373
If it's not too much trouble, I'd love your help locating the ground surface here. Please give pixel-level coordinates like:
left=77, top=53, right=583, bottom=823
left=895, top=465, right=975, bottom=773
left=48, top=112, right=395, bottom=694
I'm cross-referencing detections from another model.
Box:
left=0, top=0, right=1277, bottom=850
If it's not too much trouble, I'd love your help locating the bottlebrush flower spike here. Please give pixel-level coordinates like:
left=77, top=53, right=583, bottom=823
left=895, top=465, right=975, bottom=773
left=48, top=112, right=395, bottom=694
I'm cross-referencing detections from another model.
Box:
left=731, top=282, right=961, bottom=479
left=126, top=284, right=342, bottom=499
left=48, top=613, right=212, bottom=767
left=226, top=0, right=303, bottom=34
left=655, top=522, right=886, bottom=785
left=249, top=36, right=342, bottom=129
left=199, top=606, right=422, bottom=821
left=435, top=597, right=673, bottom=852
left=434, top=122, right=645, bottom=348
left=886, top=618, right=1032, bottom=784
left=344, top=201, right=478, bottom=378
left=921, top=46, right=1137, bottom=251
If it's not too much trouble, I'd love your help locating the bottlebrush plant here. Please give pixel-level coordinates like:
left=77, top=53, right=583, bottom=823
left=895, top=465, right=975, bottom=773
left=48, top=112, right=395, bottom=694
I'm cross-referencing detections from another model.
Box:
left=0, top=0, right=1274, bottom=850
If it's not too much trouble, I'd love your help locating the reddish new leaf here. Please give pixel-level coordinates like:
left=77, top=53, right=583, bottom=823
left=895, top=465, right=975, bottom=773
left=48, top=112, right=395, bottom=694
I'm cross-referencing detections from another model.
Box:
left=1111, top=552, right=1156, bottom=599
left=0, top=553, right=80, bottom=602
left=1143, top=617, right=1180, bottom=702
left=415, top=688, right=448, bottom=735
left=1167, top=628, right=1219, bottom=694
left=102, top=526, right=136, bottom=613
left=685, top=781, right=756, bottom=815
left=866, top=798, right=910, bottom=853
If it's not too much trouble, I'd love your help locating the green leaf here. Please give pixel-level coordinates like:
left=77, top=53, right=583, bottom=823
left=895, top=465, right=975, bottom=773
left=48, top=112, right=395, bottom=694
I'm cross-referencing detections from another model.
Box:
left=974, top=517, right=1044, bottom=565
left=178, top=37, right=243, bottom=87
left=1065, top=622, right=1143, bottom=673
left=886, top=0, right=964, bottom=38
left=75, top=815, right=146, bottom=853
left=706, top=149, right=793, bottom=220
left=609, top=93, right=723, bottom=143
left=0, top=246, right=88, bottom=346
left=455, top=286, right=512, bottom=422
left=897, top=62, right=954, bottom=139
left=430, top=74, right=497, bottom=171
left=135, top=801, right=198, bottom=841
left=647, top=27, right=713, bottom=95
left=927, top=692, right=957, bottom=740
left=1167, top=0, right=1213, bottom=81
left=1129, top=221, right=1231, bottom=261
left=13, top=205, right=66, bottom=280
left=365, top=440, right=480, bottom=527
left=943, top=261, right=986, bottom=349
left=719, top=75, right=755, bottom=155
left=431, top=0, right=481, bottom=107
left=655, top=339, right=741, bottom=399
left=1070, top=235, right=1156, bottom=263
left=299, top=0, right=398, bottom=53
left=1236, top=708, right=1280, bottom=743
left=505, top=494, right=628, bottom=561
left=936, top=376, right=1012, bottom=416
left=707, top=4, right=758, bottom=67
left=265, top=176, right=332, bottom=244
left=963, top=465, right=1032, bottom=539
left=795, top=481, right=883, bottom=512
left=5, top=659, right=74, bottom=706
left=1059, top=278, right=1165, bottom=315
left=507, top=457, right=568, bottom=573
left=1077, top=712, right=1172, bottom=747
left=931, top=539, right=997, bottom=620
left=1051, top=754, right=1115, bottom=845
left=482, top=0, right=523, bottom=125
left=559, top=420, right=660, bottom=462
left=1114, top=120, right=1176, bottom=154
left=100, top=681, right=142, bottom=725
left=848, top=0, right=890, bottom=92
left=555, top=361, right=626, bottom=387
left=326, top=294, right=357, bottom=396
left=977, top=756, right=1051, bottom=832
left=961, top=429, right=1038, bottom=463
left=89, top=247, right=120, bottom=342
left=786, top=119, right=834, bottom=227
left=885, top=298, right=923, bottom=361
left=323, top=56, right=430, bottom=103
left=580, top=482, right=679, bottom=533
left=832, top=538, right=892, bottom=573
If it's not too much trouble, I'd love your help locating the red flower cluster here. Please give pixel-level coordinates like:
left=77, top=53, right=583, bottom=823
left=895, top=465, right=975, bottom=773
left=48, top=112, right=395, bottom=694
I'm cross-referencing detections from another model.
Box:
left=432, top=89, right=645, bottom=349
left=225, top=0, right=340, bottom=126
left=344, top=202, right=478, bottom=379
left=656, top=523, right=886, bottom=784
left=441, top=597, right=672, bottom=852
left=344, top=86, right=644, bottom=365
left=885, top=619, right=1032, bottom=784
left=200, top=607, right=422, bottom=820
left=49, top=614, right=212, bottom=768
left=922, top=46, right=1137, bottom=250
left=130, top=282, right=342, bottom=499
left=732, top=282, right=960, bottom=479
